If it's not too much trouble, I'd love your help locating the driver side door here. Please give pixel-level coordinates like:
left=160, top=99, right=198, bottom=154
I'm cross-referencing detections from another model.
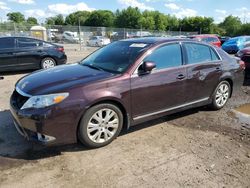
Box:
left=130, top=43, right=187, bottom=120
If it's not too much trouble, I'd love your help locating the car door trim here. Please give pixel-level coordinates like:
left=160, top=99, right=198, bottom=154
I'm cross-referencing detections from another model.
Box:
left=133, top=97, right=209, bottom=120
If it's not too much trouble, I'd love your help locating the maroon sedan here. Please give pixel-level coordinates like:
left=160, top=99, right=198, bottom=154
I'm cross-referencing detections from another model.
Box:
left=10, top=38, right=244, bottom=148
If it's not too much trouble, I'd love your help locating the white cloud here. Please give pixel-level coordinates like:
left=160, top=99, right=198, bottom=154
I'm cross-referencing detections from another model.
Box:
left=48, top=2, right=95, bottom=15
left=118, top=0, right=154, bottom=10
left=25, top=9, right=46, bottom=18
left=165, top=3, right=180, bottom=10
left=9, top=0, right=35, bottom=4
left=235, top=7, right=250, bottom=23
left=174, top=8, right=197, bottom=18
left=215, top=9, right=227, bottom=15
left=24, top=2, right=95, bottom=20
left=0, top=1, right=10, bottom=11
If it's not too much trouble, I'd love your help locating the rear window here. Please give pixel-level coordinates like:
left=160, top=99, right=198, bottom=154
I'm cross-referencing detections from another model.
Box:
left=0, top=38, right=15, bottom=49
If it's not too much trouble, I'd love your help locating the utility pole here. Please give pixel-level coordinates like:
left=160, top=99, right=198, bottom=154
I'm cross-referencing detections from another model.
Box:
left=78, top=18, right=82, bottom=50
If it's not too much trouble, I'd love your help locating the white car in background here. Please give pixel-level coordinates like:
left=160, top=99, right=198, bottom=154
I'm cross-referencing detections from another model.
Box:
left=62, top=31, right=80, bottom=43
left=87, top=36, right=111, bottom=47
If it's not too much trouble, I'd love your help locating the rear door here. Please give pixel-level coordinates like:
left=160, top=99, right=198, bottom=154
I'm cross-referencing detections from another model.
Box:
left=15, top=38, right=44, bottom=69
left=0, top=37, right=17, bottom=71
left=183, top=42, right=222, bottom=103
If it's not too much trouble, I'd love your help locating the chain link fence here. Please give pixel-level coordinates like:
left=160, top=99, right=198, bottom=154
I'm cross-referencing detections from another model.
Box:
left=0, top=23, right=198, bottom=50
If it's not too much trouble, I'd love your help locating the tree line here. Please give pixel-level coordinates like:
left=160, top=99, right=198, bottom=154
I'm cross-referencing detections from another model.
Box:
left=5, top=7, right=250, bottom=37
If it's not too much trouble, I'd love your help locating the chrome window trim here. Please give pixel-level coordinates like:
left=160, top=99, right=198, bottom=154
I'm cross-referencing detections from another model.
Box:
left=16, top=87, right=32, bottom=98
left=133, top=97, right=209, bottom=120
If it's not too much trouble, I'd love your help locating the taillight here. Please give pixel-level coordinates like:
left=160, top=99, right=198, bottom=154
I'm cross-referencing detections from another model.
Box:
left=239, top=60, right=245, bottom=70
left=56, top=47, right=64, bottom=53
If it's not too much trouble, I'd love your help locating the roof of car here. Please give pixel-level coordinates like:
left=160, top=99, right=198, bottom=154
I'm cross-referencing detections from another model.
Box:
left=0, top=36, right=41, bottom=40
left=190, top=34, right=219, bottom=38
left=121, top=37, right=193, bottom=44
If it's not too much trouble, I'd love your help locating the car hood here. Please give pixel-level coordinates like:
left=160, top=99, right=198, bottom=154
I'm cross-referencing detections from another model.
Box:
left=16, top=63, right=115, bottom=96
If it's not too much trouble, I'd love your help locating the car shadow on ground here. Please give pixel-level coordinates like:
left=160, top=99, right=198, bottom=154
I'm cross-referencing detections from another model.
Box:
left=0, top=103, right=248, bottom=163
left=0, top=70, right=34, bottom=77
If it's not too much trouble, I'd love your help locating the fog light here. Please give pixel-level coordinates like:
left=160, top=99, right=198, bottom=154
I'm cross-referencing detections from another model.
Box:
left=37, top=133, right=56, bottom=143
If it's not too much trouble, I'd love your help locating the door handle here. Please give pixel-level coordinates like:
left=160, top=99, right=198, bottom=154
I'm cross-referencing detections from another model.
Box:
left=215, top=67, right=222, bottom=72
left=177, top=74, right=185, bottom=80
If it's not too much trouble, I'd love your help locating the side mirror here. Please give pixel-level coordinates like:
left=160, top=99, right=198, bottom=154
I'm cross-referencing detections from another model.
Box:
left=142, top=61, right=156, bottom=72
left=0, top=76, right=4, bottom=80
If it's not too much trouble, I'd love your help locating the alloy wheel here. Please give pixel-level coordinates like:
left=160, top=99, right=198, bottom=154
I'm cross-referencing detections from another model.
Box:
left=87, top=108, right=119, bottom=143
left=215, top=83, right=229, bottom=107
left=42, top=59, right=56, bottom=69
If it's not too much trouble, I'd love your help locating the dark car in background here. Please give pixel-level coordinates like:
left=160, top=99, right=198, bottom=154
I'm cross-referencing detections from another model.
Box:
left=218, top=36, right=231, bottom=45
left=236, top=47, right=250, bottom=80
left=188, top=34, right=221, bottom=47
left=0, top=37, right=67, bottom=72
left=10, top=38, right=244, bottom=148
left=222, top=36, right=250, bottom=54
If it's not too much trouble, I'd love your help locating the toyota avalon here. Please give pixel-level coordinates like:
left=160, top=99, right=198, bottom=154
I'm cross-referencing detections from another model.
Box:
left=10, top=38, right=244, bottom=148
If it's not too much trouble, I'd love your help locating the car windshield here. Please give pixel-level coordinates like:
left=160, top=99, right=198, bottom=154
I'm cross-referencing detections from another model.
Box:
left=80, top=41, right=150, bottom=73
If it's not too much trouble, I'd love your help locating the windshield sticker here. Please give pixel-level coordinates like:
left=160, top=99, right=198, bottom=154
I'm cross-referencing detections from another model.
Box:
left=129, top=43, right=147, bottom=48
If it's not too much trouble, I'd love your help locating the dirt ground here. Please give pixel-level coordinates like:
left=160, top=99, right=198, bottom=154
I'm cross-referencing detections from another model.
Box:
left=0, top=47, right=250, bottom=188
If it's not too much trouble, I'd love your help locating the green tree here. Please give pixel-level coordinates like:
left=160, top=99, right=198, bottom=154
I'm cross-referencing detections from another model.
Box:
left=166, top=15, right=179, bottom=31
left=115, top=7, right=142, bottom=29
left=46, top=14, right=64, bottom=25
left=26, top=17, right=38, bottom=25
left=85, top=10, right=115, bottom=27
left=153, top=11, right=168, bottom=31
left=180, top=16, right=214, bottom=34
left=6, top=12, right=25, bottom=23
left=238, top=23, right=250, bottom=35
left=65, top=11, right=90, bottom=25
left=219, top=15, right=242, bottom=36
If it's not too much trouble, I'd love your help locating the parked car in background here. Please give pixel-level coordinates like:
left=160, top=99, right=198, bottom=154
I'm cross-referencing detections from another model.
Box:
left=236, top=47, right=250, bottom=79
left=10, top=37, right=244, bottom=148
left=188, top=34, right=221, bottom=47
left=86, top=36, right=111, bottom=47
left=62, top=31, right=80, bottom=43
left=218, top=36, right=231, bottom=45
left=0, top=37, right=67, bottom=72
left=222, top=36, right=250, bottom=54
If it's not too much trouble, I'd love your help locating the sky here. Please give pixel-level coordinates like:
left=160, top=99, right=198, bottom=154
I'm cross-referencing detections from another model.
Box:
left=0, top=0, right=250, bottom=23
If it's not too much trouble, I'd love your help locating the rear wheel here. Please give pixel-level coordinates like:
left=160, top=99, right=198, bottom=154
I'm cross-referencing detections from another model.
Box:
left=41, top=57, right=56, bottom=69
left=78, top=103, right=123, bottom=148
left=211, top=81, right=231, bottom=110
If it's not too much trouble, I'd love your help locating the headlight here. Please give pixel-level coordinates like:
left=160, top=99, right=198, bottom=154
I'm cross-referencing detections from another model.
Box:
left=21, top=93, right=69, bottom=110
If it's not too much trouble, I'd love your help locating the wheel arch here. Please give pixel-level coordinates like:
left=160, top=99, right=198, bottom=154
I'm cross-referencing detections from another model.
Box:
left=76, top=98, right=130, bottom=142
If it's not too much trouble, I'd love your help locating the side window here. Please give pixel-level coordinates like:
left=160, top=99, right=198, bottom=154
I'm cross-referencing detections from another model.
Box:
left=185, top=43, right=213, bottom=64
left=17, top=38, right=41, bottom=48
left=210, top=49, right=220, bottom=61
left=143, top=44, right=182, bottom=70
left=0, top=38, right=15, bottom=49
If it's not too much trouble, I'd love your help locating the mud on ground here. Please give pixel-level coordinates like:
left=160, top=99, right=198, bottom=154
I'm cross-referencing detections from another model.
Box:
left=0, top=48, right=249, bottom=188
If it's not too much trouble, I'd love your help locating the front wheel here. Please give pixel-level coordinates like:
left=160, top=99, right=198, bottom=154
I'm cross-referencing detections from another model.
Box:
left=78, top=103, right=123, bottom=148
left=41, top=57, right=56, bottom=69
left=211, top=81, right=231, bottom=110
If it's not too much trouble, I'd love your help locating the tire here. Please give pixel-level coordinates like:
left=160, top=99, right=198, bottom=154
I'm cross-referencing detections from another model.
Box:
left=78, top=103, right=123, bottom=148
left=210, top=81, right=231, bottom=110
left=41, top=57, right=56, bottom=69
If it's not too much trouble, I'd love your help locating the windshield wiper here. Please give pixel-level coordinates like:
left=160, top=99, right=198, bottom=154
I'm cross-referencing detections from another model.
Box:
left=82, top=63, right=104, bottom=71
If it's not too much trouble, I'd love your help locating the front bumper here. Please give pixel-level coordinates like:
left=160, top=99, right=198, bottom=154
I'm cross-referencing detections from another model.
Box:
left=10, top=102, right=57, bottom=145
left=9, top=90, right=79, bottom=146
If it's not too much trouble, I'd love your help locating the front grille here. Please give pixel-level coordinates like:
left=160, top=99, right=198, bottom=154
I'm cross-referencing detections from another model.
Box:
left=11, top=90, right=30, bottom=109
